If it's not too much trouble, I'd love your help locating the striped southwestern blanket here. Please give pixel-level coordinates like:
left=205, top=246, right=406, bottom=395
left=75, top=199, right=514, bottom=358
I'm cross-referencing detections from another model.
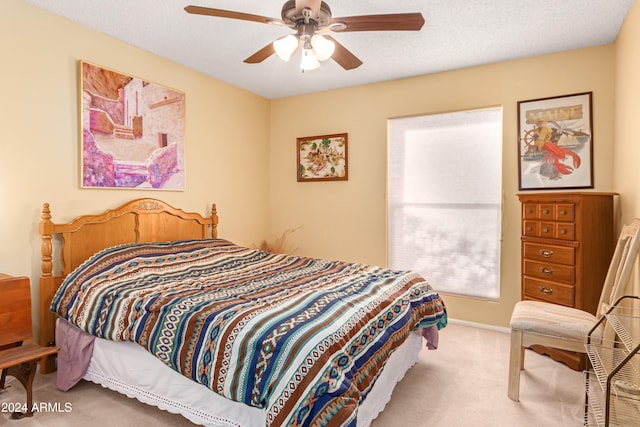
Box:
left=51, top=239, right=447, bottom=426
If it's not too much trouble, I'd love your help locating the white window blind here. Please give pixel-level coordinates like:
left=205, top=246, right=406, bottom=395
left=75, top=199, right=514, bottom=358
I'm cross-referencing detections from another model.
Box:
left=388, top=108, right=503, bottom=300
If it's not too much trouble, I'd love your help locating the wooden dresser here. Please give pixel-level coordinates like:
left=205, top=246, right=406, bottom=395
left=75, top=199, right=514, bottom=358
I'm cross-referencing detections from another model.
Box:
left=0, top=274, right=59, bottom=419
left=516, top=192, right=617, bottom=370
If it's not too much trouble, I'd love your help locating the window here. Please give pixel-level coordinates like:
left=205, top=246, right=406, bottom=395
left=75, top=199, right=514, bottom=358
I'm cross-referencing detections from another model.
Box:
left=388, top=107, right=503, bottom=300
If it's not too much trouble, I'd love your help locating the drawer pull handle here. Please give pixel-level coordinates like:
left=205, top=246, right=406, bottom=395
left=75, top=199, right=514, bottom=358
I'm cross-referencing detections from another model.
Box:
left=539, top=249, right=554, bottom=258
left=560, top=210, right=567, bottom=215
left=542, top=209, right=549, bottom=215
left=538, top=286, right=553, bottom=295
left=560, top=229, right=567, bottom=235
left=542, top=228, right=550, bottom=233
left=540, top=267, right=553, bottom=276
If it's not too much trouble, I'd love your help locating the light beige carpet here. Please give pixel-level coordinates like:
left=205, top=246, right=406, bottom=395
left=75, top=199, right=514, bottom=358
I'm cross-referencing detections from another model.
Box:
left=0, top=322, right=584, bottom=426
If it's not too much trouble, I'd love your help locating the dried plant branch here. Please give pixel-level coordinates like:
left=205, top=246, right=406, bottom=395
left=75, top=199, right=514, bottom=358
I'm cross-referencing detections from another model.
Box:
left=253, top=226, right=301, bottom=254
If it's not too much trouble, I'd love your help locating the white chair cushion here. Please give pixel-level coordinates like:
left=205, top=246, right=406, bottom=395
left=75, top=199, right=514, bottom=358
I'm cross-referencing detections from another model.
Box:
left=510, top=300, right=598, bottom=342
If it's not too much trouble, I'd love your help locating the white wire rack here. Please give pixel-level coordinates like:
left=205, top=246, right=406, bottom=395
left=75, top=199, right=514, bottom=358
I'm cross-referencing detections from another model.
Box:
left=584, top=296, right=640, bottom=426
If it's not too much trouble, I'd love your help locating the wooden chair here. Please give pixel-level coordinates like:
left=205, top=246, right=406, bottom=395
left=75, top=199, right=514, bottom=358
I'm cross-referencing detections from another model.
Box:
left=0, top=274, right=59, bottom=419
left=508, top=219, right=640, bottom=401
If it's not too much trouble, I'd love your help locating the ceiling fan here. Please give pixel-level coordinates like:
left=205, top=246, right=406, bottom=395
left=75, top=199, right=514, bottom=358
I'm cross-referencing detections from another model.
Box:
left=184, top=0, right=425, bottom=71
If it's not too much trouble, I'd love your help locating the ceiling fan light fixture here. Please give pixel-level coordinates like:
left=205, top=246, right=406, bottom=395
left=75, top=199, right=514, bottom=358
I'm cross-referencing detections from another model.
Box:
left=310, top=34, right=335, bottom=61
left=186, top=1, right=425, bottom=72
left=273, top=34, right=299, bottom=61
left=300, top=48, right=320, bottom=71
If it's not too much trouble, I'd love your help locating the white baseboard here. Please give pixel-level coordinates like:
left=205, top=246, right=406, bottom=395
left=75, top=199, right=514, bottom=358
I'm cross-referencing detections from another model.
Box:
left=448, top=317, right=510, bottom=334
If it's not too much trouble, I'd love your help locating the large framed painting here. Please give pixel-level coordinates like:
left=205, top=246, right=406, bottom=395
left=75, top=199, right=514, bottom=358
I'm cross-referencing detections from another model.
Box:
left=80, top=61, right=185, bottom=190
left=517, top=92, right=593, bottom=190
left=297, top=133, right=348, bottom=182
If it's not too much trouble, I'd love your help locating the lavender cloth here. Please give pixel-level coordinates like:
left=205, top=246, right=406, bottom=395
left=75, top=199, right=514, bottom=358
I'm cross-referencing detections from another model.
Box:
left=420, top=324, right=439, bottom=350
left=54, top=319, right=95, bottom=391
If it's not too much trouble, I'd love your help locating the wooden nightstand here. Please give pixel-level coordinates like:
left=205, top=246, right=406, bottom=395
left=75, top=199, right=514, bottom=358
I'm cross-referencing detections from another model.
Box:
left=0, top=274, right=59, bottom=419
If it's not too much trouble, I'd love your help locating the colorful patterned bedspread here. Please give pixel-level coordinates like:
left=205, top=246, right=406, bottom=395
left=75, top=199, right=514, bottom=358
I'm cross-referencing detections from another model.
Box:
left=51, top=239, right=447, bottom=426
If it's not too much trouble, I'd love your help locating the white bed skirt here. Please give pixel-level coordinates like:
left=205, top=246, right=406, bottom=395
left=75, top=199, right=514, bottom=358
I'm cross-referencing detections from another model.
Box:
left=83, top=332, right=424, bottom=426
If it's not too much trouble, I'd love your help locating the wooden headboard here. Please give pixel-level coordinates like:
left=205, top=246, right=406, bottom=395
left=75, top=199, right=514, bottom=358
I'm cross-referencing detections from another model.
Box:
left=38, top=198, right=218, bottom=372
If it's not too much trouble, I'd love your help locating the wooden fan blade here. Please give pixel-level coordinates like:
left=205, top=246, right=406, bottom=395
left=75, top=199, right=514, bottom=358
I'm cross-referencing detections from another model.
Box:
left=244, top=42, right=276, bottom=64
left=324, top=35, right=362, bottom=70
left=331, top=13, right=425, bottom=32
left=184, top=5, right=281, bottom=25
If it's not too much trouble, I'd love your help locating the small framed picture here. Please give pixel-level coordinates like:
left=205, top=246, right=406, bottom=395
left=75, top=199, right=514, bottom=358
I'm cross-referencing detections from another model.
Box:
left=517, top=92, right=593, bottom=190
left=297, top=133, right=348, bottom=182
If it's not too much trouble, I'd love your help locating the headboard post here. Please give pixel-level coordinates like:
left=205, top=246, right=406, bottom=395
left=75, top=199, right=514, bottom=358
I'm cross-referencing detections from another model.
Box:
left=40, top=203, right=53, bottom=278
left=39, top=203, right=58, bottom=373
left=212, top=203, right=218, bottom=238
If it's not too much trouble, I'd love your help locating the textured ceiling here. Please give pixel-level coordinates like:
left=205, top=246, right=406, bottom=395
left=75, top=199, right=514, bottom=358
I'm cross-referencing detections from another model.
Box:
left=23, top=0, right=634, bottom=99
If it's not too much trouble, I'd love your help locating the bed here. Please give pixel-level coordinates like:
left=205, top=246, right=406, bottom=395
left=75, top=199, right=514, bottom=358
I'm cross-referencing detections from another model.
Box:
left=38, top=198, right=447, bottom=427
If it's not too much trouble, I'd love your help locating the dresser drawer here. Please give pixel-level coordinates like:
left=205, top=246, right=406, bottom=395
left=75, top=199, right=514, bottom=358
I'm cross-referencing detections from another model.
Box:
left=523, top=259, right=575, bottom=284
left=556, top=222, right=575, bottom=240
left=523, top=220, right=539, bottom=237
left=523, top=242, right=575, bottom=265
left=539, top=222, right=556, bottom=238
left=555, top=203, right=575, bottom=221
left=523, top=277, right=575, bottom=307
left=539, top=204, right=555, bottom=220
left=523, top=203, right=538, bottom=220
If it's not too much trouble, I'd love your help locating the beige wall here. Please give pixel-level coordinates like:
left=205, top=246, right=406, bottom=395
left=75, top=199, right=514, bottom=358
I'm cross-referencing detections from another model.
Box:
left=614, top=2, right=640, bottom=296
left=4, top=0, right=632, bottom=333
left=615, top=2, right=640, bottom=226
left=270, top=47, right=616, bottom=327
left=1, top=0, right=271, bottom=333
